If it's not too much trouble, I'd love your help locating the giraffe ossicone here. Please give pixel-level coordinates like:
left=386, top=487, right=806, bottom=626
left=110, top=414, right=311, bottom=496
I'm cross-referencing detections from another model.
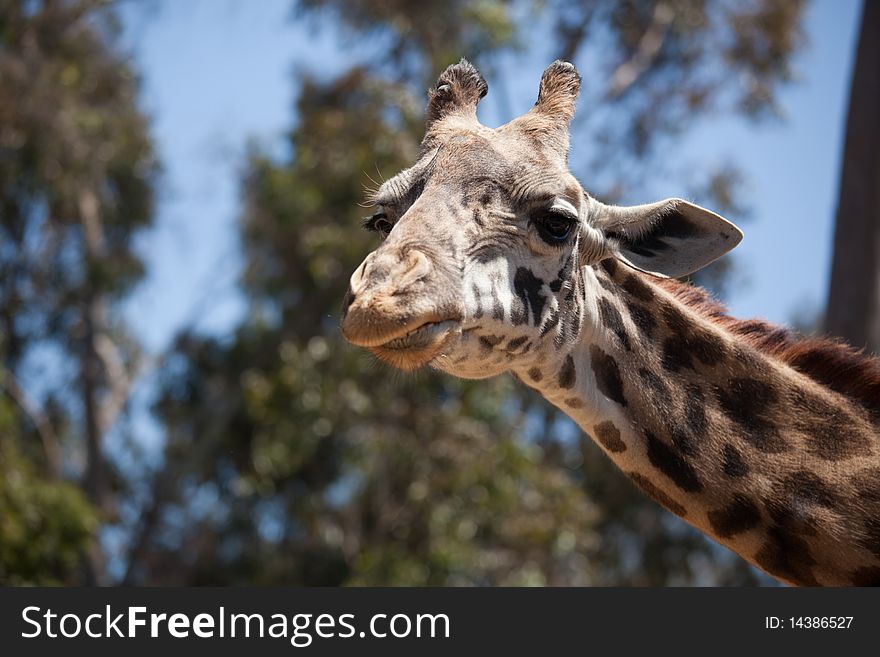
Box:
left=341, top=59, right=880, bottom=586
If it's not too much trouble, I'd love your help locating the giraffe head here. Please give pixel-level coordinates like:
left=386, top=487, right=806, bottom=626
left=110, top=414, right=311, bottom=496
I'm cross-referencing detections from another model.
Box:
left=341, top=60, right=742, bottom=377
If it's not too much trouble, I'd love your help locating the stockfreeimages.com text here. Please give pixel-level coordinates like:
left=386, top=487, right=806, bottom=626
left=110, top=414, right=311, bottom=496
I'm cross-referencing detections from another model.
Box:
left=21, top=606, right=450, bottom=646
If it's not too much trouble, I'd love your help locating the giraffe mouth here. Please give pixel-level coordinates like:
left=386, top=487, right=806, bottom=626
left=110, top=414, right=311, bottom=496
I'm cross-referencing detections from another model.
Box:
left=368, top=320, right=460, bottom=370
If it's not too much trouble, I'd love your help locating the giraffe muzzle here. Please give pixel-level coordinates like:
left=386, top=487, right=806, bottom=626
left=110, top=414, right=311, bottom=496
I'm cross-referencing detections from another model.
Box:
left=341, top=247, right=463, bottom=358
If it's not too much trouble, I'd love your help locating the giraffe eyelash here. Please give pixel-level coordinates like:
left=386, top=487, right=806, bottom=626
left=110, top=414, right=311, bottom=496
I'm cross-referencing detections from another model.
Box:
left=362, top=211, right=393, bottom=234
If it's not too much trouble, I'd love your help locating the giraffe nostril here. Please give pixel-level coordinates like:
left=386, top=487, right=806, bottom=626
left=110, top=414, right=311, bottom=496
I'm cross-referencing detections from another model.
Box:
left=396, top=249, right=432, bottom=289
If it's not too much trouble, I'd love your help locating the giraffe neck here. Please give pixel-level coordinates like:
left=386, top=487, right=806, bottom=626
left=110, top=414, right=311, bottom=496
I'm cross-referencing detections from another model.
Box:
left=514, top=259, right=880, bottom=586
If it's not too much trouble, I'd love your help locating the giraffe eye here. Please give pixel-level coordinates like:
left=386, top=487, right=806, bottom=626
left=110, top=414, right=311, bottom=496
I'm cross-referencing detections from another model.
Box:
left=533, top=209, right=575, bottom=244
left=363, top=211, right=394, bottom=236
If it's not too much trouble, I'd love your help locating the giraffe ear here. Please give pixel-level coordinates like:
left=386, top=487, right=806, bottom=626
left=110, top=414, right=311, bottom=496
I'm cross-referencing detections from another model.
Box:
left=591, top=198, right=743, bottom=278
left=425, top=59, right=488, bottom=132
left=515, top=61, right=581, bottom=159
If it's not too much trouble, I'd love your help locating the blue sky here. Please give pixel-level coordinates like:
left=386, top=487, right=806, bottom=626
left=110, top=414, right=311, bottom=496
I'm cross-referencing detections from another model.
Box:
left=120, top=0, right=862, bottom=357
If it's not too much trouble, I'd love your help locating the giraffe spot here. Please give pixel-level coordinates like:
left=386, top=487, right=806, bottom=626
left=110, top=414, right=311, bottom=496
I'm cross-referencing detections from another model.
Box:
left=478, top=335, right=503, bottom=350
left=527, top=367, right=542, bottom=382
left=562, top=285, right=581, bottom=344
left=721, top=444, right=749, bottom=477
left=767, top=502, right=818, bottom=538
left=620, top=273, right=654, bottom=301
left=506, top=335, right=529, bottom=352
left=660, top=303, right=726, bottom=367
left=471, top=283, right=484, bottom=319
left=645, top=431, right=703, bottom=493
left=549, top=254, right=574, bottom=293
left=513, top=267, right=546, bottom=326
left=589, top=346, right=626, bottom=406
left=859, top=516, right=880, bottom=559
left=638, top=367, right=671, bottom=404
left=754, top=525, right=819, bottom=586
left=593, top=420, right=626, bottom=452
left=598, top=298, right=631, bottom=350
left=791, top=391, right=872, bottom=461
left=510, top=296, right=528, bottom=326
left=671, top=427, right=698, bottom=457
left=554, top=322, right=567, bottom=350
left=850, top=566, right=880, bottom=586
left=596, top=272, right=617, bottom=293
left=600, top=257, right=618, bottom=276
left=623, top=298, right=656, bottom=339
left=628, top=472, right=686, bottom=517
left=708, top=495, right=762, bottom=538
left=491, top=289, right=504, bottom=320
left=558, top=355, right=576, bottom=389
left=684, top=385, right=707, bottom=435
left=539, top=308, right=559, bottom=337
left=714, top=378, right=789, bottom=453
left=853, top=467, right=880, bottom=505
left=783, top=470, right=840, bottom=509
left=661, top=336, right=693, bottom=372
left=555, top=288, right=580, bottom=351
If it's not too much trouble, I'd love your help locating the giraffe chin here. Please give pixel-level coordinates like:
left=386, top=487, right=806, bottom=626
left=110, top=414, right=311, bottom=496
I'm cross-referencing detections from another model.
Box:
left=368, top=320, right=459, bottom=371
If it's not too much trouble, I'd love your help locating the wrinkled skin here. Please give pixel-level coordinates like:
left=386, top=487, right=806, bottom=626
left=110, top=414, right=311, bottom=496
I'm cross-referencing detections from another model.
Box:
left=341, top=60, right=736, bottom=380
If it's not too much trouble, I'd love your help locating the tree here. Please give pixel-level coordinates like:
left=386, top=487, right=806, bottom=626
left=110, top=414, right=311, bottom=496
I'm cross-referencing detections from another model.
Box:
left=0, top=0, right=157, bottom=584
left=825, top=0, right=880, bottom=354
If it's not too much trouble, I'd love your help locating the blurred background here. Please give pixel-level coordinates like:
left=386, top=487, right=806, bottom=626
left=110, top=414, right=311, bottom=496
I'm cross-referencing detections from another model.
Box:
left=0, top=0, right=876, bottom=586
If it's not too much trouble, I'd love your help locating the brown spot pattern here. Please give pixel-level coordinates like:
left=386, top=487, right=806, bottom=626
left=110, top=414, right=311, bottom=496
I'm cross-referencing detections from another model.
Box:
left=754, top=525, right=819, bottom=586
left=659, top=302, right=726, bottom=371
left=714, top=378, right=789, bottom=453
left=621, top=274, right=654, bottom=302
left=623, top=298, right=656, bottom=339
left=655, top=274, right=880, bottom=422
left=721, top=443, right=749, bottom=477
left=790, top=391, right=872, bottom=461
left=708, top=495, right=762, bottom=538
left=593, top=420, right=626, bottom=453
left=850, top=567, right=880, bottom=586
left=628, top=472, right=686, bottom=517
left=558, top=355, right=576, bottom=389
left=598, top=298, right=631, bottom=350
left=638, top=368, right=671, bottom=405
left=645, top=431, right=703, bottom=493
left=589, top=346, right=627, bottom=407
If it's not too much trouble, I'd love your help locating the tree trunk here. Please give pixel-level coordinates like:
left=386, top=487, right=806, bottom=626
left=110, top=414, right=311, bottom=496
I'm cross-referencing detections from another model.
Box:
left=825, top=1, right=880, bottom=353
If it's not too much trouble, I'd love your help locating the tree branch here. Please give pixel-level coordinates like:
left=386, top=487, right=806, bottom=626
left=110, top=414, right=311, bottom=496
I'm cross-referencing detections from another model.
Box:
left=607, top=3, right=674, bottom=99
left=0, top=365, right=61, bottom=479
left=94, top=333, right=143, bottom=435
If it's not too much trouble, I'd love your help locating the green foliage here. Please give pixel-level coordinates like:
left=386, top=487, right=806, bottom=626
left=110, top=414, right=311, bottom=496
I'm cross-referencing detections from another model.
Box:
left=0, top=402, right=96, bottom=585
left=297, top=0, right=521, bottom=78
left=0, top=0, right=156, bottom=584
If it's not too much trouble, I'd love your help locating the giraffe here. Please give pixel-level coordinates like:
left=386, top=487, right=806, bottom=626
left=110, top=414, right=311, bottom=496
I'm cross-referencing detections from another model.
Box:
left=340, top=59, right=880, bottom=586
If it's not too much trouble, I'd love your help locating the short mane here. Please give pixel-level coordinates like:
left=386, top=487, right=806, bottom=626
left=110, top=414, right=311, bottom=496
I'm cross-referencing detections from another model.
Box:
left=655, top=276, right=880, bottom=423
